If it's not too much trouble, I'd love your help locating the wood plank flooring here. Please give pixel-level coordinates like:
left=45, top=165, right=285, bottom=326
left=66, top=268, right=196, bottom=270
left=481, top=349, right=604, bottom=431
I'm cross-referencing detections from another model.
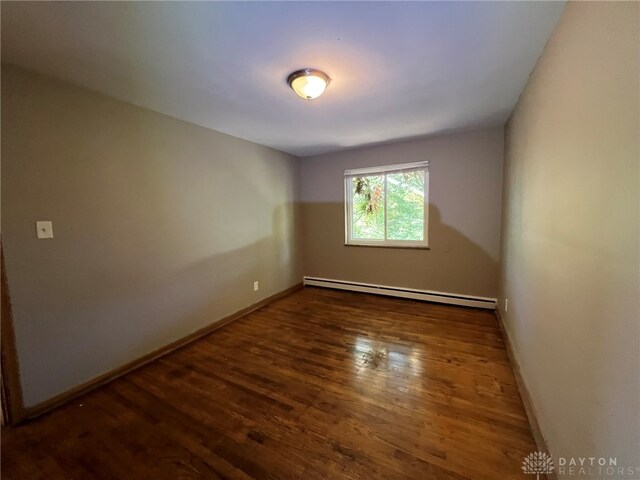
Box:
left=1, top=287, right=538, bottom=479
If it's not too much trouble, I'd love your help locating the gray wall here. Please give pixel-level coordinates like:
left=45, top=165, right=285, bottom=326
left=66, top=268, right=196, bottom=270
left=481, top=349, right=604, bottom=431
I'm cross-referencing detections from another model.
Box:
left=499, top=2, right=639, bottom=469
left=2, top=65, right=302, bottom=407
left=300, top=128, right=504, bottom=298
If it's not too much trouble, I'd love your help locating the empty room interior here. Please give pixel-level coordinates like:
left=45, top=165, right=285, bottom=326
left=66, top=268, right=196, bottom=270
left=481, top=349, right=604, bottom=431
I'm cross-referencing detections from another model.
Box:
left=1, top=1, right=639, bottom=479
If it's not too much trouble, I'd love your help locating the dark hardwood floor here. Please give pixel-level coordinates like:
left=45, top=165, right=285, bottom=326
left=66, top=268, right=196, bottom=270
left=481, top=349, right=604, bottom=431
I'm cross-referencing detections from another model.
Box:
left=2, top=287, right=538, bottom=479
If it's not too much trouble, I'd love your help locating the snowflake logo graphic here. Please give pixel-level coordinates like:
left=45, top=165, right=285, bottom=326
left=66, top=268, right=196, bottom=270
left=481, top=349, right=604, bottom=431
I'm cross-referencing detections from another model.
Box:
left=522, top=451, right=555, bottom=479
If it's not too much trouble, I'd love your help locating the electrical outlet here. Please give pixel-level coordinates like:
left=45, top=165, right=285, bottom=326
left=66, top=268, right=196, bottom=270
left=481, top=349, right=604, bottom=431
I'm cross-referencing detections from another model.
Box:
left=505, top=299, right=509, bottom=312
left=253, top=281, right=259, bottom=292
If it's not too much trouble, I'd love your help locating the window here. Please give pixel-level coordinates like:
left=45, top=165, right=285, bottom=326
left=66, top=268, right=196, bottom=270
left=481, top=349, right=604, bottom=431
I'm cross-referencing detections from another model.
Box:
left=344, top=161, right=429, bottom=248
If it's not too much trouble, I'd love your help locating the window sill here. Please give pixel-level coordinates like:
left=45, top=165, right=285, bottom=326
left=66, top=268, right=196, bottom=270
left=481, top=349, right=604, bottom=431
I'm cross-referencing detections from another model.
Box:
left=344, top=243, right=430, bottom=250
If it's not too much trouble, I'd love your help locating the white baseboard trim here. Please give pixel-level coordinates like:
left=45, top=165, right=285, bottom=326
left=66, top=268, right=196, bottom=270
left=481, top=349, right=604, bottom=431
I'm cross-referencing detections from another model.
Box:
left=303, top=276, right=497, bottom=309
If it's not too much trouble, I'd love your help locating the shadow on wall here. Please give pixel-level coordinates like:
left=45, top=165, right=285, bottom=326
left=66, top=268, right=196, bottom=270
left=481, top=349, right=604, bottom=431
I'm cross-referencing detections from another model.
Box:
left=9, top=204, right=300, bottom=408
left=302, top=202, right=498, bottom=298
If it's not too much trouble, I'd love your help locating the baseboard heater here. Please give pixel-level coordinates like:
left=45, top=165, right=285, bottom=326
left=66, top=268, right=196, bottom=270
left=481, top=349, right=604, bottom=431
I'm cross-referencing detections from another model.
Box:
left=303, top=276, right=497, bottom=309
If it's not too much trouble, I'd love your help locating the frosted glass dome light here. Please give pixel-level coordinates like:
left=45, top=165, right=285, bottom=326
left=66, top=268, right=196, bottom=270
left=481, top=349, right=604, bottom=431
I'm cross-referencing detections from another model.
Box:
left=287, top=68, right=330, bottom=100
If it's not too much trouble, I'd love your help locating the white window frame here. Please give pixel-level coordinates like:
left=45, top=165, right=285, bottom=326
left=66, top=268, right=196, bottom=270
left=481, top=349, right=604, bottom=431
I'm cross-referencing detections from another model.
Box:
left=344, top=161, right=429, bottom=248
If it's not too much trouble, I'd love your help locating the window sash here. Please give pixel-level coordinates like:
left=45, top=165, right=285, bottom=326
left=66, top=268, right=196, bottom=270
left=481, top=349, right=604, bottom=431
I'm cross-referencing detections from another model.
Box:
left=344, top=161, right=429, bottom=177
left=344, top=162, right=429, bottom=247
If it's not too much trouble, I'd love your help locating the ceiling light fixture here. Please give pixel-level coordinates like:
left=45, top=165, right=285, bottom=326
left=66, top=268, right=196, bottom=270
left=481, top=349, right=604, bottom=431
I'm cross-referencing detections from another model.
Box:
left=287, top=68, right=330, bottom=100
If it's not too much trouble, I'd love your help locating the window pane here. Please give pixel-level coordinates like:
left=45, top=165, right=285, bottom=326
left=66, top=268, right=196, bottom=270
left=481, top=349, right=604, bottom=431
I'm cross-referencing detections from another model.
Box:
left=386, top=171, right=424, bottom=241
left=352, top=175, right=385, bottom=240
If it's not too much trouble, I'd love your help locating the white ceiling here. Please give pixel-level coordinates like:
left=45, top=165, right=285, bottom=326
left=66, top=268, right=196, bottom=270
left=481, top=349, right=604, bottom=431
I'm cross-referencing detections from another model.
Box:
left=1, top=2, right=564, bottom=157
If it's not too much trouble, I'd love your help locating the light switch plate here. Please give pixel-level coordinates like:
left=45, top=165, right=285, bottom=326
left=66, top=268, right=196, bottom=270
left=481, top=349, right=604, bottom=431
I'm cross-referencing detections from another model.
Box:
left=36, top=221, right=54, bottom=239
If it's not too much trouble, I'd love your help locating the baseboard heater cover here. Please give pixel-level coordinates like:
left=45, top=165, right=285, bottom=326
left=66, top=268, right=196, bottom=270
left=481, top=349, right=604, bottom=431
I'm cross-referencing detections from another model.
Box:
left=303, top=276, right=497, bottom=309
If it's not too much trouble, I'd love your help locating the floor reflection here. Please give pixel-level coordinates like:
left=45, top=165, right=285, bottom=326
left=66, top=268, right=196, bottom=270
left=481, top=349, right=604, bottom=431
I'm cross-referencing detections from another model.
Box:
left=351, top=335, right=424, bottom=390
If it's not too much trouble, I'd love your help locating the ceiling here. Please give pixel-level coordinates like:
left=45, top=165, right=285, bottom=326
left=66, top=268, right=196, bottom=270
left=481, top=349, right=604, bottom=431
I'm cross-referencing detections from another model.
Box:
left=1, top=2, right=565, bottom=157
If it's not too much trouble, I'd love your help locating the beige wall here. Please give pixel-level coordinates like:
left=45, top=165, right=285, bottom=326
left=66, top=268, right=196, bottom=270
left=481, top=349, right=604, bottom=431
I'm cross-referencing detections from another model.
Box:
left=499, top=2, right=639, bottom=468
left=300, top=128, right=504, bottom=298
left=1, top=65, right=302, bottom=407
